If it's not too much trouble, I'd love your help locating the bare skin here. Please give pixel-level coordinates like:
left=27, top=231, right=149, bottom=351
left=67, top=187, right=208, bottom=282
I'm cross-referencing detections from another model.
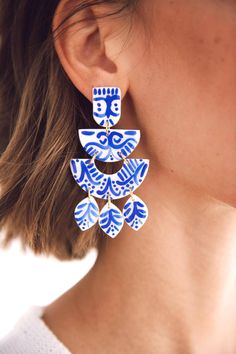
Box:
left=43, top=0, right=236, bottom=353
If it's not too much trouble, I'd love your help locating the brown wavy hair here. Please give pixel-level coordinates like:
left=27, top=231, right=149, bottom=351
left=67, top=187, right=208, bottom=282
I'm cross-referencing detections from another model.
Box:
left=0, top=0, right=137, bottom=260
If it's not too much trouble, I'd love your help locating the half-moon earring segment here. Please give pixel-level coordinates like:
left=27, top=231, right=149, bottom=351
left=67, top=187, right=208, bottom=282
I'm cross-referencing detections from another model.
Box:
left=70, top=87, right=149, bottom=237
left=79, top=129, right=141, bottom=162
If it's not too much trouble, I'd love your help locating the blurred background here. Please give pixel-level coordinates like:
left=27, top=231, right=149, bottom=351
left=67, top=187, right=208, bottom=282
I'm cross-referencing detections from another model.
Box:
left=0, top=232, right=97, bottom=339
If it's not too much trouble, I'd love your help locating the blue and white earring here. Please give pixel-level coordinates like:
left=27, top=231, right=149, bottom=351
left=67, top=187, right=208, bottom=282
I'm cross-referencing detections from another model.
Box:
left=70, top=87, right=149, bottom=238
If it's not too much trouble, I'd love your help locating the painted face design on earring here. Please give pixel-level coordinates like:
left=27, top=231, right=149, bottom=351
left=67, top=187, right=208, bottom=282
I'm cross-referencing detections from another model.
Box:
left=93, top=87, right=121, bottom=127
left=70, top=86, right=149, bottom=238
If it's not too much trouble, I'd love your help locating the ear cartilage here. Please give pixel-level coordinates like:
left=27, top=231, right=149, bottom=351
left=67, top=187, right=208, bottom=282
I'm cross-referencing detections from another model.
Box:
left=70, top=87, right=149, bottom=237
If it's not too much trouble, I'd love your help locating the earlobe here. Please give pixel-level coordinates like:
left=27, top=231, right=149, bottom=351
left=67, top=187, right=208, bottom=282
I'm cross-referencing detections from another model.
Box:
left=52, top=0, right=129, bottom=101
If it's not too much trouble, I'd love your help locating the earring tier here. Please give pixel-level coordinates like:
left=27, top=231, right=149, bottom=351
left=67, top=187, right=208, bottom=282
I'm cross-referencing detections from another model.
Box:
left=70, top=86, right=149, bottom=238
left=93, top=87, right=121, bottom=127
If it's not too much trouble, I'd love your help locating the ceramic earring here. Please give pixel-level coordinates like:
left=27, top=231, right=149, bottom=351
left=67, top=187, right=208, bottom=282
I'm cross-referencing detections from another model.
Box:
left=70, top=87, right=149, bottom=238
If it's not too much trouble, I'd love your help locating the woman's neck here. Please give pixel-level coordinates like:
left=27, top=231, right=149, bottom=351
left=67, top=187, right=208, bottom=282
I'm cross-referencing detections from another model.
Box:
left=43, top=167, right=236, bottom=354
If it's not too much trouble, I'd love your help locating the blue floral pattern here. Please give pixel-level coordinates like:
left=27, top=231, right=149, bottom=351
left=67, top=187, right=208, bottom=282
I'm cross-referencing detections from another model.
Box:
left=74, top=196, right=99, bottom=230
left=70, top=158, right=149, bottom=200
left=123, top=195, right=148, bottom=230
left=79, top=129, right=140, bottom=162
left=99, top=202, right=124, bottom=238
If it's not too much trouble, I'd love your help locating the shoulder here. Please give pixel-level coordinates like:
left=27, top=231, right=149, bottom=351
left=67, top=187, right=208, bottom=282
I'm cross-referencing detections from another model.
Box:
left=0, top=306, right=71, bottom=354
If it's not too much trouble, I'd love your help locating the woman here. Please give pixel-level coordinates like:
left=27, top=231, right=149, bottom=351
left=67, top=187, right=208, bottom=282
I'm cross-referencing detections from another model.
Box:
left=0, top=0, right=236, bottom=353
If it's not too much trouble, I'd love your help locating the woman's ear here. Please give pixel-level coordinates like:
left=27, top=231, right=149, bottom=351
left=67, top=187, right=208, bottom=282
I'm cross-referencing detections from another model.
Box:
left=52, top=0, right=130, bottom=101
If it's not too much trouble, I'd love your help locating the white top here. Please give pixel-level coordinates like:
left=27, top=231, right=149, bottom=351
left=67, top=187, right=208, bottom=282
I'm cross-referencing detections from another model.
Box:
left=0, top=306, right=72, bottom=354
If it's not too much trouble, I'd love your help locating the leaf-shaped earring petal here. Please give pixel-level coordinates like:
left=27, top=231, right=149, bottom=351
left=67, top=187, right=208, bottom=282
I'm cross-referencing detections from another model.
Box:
left=123, top=194, right=148, bottom=231
left=74, top=196, right=99, bottom=231
left=99, top=202, right=124, bottom=238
